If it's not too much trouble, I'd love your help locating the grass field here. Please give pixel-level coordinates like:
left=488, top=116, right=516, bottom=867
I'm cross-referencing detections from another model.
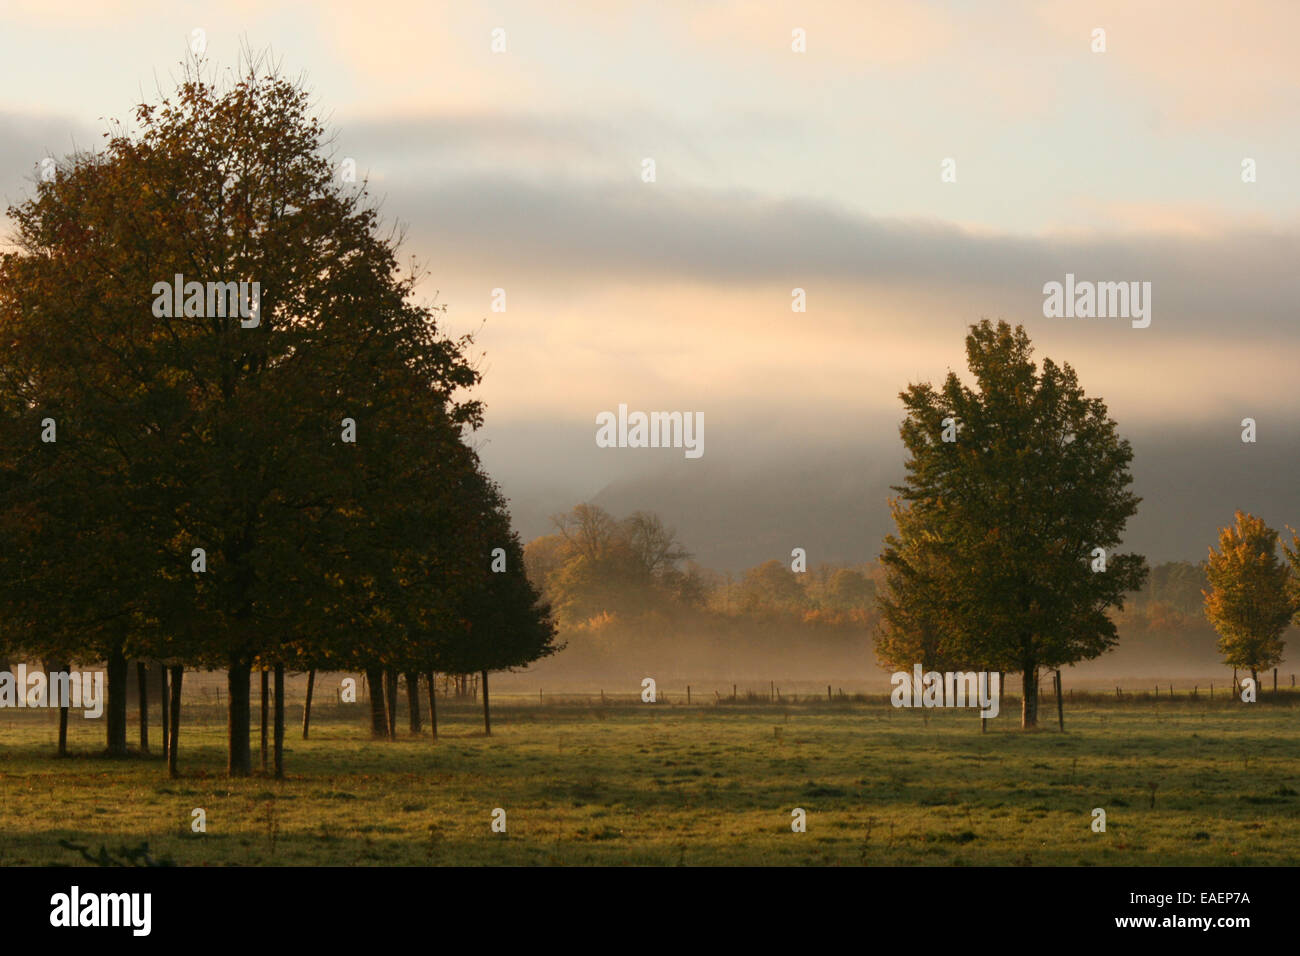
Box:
left=1, top=691, right=1297, bottom=865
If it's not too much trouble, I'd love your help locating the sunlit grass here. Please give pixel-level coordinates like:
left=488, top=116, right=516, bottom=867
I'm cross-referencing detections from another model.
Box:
left=0, top=693, right=1296, bottom=865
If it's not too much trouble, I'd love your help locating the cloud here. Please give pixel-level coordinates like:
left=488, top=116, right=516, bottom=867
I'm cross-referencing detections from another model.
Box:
left=374, top=170, right=1300, bottom=340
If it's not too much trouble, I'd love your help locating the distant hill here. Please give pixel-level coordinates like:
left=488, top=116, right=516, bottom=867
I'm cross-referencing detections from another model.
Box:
left=490, top=423, right=1300, bottom=573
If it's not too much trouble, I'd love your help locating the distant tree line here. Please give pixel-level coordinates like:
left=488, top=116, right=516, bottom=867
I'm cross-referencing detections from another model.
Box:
left=521, top=504, right=882, bottom=671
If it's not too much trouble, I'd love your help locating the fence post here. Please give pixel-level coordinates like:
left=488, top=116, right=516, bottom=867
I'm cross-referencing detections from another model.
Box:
left=687, top=685, right=691, bottom=705
left=1055, top=670, right=1064, bottom=732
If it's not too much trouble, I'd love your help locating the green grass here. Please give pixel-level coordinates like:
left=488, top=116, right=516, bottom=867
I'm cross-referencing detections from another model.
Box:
left=1, top=694, right=1297, bottom=865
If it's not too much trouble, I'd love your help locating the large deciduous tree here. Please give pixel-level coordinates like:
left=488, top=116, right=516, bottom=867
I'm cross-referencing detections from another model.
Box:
left=881, top=320, right=1147, bottom=727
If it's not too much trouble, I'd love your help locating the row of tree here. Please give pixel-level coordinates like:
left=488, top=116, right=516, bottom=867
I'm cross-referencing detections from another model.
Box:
left=0, top=56, right=558, bottom=776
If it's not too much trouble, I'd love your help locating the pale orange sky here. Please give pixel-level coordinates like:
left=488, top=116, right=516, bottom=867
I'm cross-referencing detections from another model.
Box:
left=1, top=1, right=1296, bottom=562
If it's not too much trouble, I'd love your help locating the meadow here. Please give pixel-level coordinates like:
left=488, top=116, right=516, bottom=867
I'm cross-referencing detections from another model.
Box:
left=1, top=689, right=1297, bottom=866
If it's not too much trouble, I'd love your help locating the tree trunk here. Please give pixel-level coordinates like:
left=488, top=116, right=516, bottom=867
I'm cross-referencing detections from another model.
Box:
left=405, top=671, right=421, bottom=735
left=227, top=658, right=252, bottom=776
left=273, top=664, right=285, bottom=779
left=426, top=671, right=438, bottom=741
left=105, top=644, right=128, bottom=756
left=167, top=666, right=182, bottom=778
left=260, top=668, right=269, bottom=772
left=1020, top=665, right=1039, bottom=729
left=58, top=698, right=69, bottom=756
left=302, top=669, right=315, bottom=740
left=1251, top=668, right=1258, bottom=695
left=384, top=669, right=398, bottom=740
left=49, top=658, right=69, bottom=757
left=482, top=670, right=491, bottom=736
left=366, top=667, right=387, bottom=738
left=136, top=661, right=149, bottom=753
left=159, top=663, right=170, bottom=760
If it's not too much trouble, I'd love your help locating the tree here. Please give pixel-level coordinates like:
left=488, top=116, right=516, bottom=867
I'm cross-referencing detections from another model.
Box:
left=1284, top=529, right=1300, bottom=639
left=827, top=567, right=875, bottom=611
left=523, top=534, right=569, bottom=593
left=0, top=141, right=192, bottom=756
left=439, top=479, right=559, bottom=734
left=737, top=559, right=806, bottom=615
left=0, top=53, right=482, bottom=774
left=620, top=511, right=691, bottom=578
left=1205, top=511, right=1294, bottom=689
left=876, top=502, right=962, bottom=673
left=883, top=320, right=1147, bottom=727
left=552, top=504, right=617, bottom=563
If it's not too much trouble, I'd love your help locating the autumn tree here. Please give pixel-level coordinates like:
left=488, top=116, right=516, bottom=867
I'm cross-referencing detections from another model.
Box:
left=1204, top=511, right=1294, bottom=690
left=825, top=567, right=875, bottom=611
left=736, top=559, right=806, bottom=615
left=884, top=320, right=1147, bottom=727
left=543, top=504, right=693, bottom=626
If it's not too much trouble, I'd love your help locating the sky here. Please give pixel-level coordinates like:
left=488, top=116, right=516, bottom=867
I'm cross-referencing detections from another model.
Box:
left=2, top=1, right=1297, bottom=566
